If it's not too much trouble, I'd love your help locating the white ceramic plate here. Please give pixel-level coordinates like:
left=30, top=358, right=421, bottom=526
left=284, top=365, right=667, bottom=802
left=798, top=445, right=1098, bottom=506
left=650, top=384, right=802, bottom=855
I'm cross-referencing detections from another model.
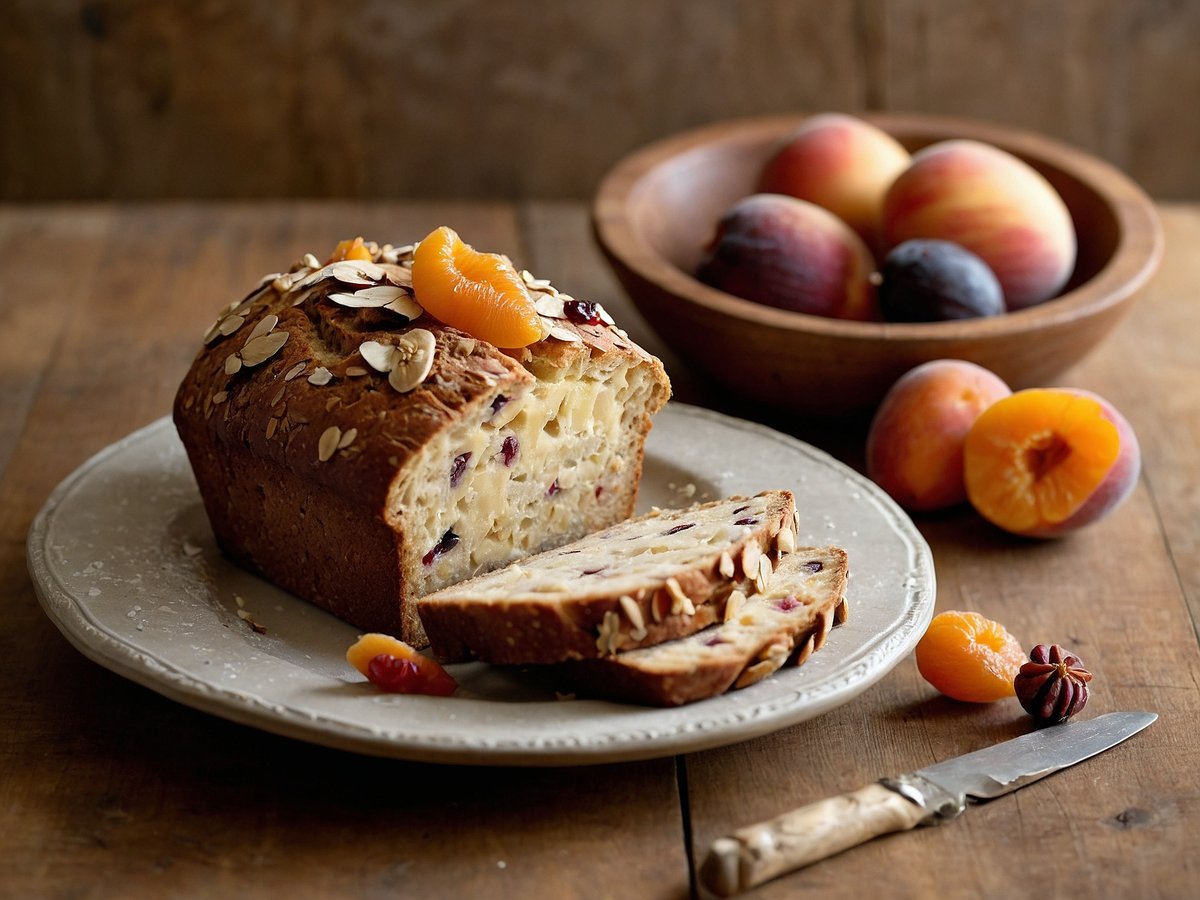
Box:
left=28, top=403, right=934, bottom=766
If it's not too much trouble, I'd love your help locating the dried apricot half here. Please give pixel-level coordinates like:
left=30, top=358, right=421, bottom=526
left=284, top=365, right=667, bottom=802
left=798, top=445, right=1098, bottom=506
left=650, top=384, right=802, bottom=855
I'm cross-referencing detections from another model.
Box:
left=326, top=236, right=374, bottom=264
left=915, top=610, right=1024, bottom=702
left=347, top=632, right=457, bottom=697
left=410, top=226, right=542, bottom=348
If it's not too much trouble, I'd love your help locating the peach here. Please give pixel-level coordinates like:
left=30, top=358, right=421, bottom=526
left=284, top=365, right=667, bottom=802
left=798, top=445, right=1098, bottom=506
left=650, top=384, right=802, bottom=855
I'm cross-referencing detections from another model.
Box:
left=697, top=193, right=879, bottom=320
left=963, top=388, right=1140, bottom=537
left=882, top=140, right=1077, bottom=311
left=758, top=113, right=911, bottom=253
left=866, top=360, right=1012, bottom=512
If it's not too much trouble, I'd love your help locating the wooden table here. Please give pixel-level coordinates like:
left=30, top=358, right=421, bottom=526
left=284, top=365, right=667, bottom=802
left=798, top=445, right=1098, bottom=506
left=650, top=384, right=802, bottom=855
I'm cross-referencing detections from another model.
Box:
left=2, top=201, right=1196, bottom=899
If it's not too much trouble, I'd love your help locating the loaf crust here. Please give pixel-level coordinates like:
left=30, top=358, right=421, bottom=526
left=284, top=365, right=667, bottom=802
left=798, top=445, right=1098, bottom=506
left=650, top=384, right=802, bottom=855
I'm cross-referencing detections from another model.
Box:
left=417, top=491, right=797, bottom=664
left=174, top=243, right=670, bottom=645
left=545, top=546, right=849, bottom=706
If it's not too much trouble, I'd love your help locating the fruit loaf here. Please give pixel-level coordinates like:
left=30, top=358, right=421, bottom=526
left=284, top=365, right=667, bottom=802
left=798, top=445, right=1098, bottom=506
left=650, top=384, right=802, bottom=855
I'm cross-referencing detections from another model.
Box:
left=543, top=546, right=849, bottom=706
left=417, top=491, right=797, bottom=664
left=173, top=238, right=671, bottom=647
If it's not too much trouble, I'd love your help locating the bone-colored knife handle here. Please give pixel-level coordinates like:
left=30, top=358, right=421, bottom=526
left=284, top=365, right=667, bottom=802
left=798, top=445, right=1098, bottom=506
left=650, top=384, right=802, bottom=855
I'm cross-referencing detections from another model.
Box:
left=700, top=782, right=929, bottom=897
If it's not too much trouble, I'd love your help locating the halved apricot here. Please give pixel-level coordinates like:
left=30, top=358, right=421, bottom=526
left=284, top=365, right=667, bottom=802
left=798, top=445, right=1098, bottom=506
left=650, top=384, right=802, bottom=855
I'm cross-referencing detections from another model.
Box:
left=410, top=226, right=542, bottom=348
left=915, top=610, right=1024, bottom=702
left=963, top=388, right=1139, bottom=537
left=347, top=632, right=457, bottom=696
left=326, top=236, right=374, bottom=264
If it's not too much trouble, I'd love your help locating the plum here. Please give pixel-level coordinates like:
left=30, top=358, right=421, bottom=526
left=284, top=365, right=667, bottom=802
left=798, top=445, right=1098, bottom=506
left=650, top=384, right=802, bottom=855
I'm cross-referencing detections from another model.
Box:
left=878, top=239, right=1005, bottom=322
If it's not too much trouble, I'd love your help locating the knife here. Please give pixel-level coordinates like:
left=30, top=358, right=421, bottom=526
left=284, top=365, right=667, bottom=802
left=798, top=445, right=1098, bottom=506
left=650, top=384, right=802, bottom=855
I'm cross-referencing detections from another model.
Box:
left=700, top=711, right=1156, bottom=897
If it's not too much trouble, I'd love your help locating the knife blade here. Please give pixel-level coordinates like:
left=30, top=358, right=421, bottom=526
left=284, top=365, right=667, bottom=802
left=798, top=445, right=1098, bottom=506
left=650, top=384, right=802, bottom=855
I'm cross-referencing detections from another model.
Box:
left=700, top=711, right=1156, bottom=897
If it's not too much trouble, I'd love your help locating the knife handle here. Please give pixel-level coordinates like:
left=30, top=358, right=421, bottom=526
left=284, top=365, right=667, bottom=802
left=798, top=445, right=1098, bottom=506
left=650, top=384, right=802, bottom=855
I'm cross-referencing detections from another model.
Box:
left=699, top=782, right=929, bottom=897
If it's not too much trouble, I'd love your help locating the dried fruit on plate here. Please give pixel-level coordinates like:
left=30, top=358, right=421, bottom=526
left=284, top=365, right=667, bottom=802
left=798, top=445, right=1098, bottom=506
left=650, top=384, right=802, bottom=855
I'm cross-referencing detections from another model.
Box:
left=915, top=610, right=1025, bottom=702
left=347, top=632, right=458, bottom=696
left=411, top=225, right=543, bottom=348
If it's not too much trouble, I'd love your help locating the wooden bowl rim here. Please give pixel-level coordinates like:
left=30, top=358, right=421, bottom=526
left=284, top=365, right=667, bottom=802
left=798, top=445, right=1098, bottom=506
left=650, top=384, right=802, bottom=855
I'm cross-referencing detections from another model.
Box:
left=593, top=112, right=1164, bottom=342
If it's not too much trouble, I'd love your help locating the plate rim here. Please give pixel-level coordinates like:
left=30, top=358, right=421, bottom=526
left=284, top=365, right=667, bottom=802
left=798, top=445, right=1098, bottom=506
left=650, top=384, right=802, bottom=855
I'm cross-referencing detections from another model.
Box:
left=27, top=404, right=935, bottom=766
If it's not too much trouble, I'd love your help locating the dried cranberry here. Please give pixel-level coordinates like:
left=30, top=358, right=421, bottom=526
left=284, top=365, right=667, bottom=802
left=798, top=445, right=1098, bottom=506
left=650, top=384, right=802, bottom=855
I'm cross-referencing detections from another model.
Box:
left=366, top=654, right=424, bottom=693
left=704, top=636, right=727, bottom=647
left=732, top=505, right=751, bottom=514
left=734, top=517, right=758, bottom=526
left=664, top=523, right=696, bottom=536
left=422, top=528, right=460, bottom=566
left=450, top=452, right=471, bottom=487
left=547, top=479, right=560, bottom=496
left=582, top=566, right=607, bottom=576
left=776, top=596, right=801, bottom=612
left=595, top=485, right=604, bottom=499
left=501, top=435, right=519, bottom=467
left=563, top=299, right=602, bottom=325
left=802, top=560, right=823, bottom=573
left=490, top=395, right=509, bottom=416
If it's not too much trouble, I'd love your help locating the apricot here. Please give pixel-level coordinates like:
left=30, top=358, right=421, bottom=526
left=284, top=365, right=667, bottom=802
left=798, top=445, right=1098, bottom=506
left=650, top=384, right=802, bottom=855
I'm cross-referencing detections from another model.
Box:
left=411, top=226, right=543, bottom=348
left=867, top=360, right=1011, bottom=512
left=916, top=610, right=1025, bottom=703
left=347, top=632, right=458, bottom=696
left=882, top=140, right=1077, bottom=311
left=327, top=236, right=374, bottom=264
left=697, top=194, right=879, bottom=321
left=963, top=388, right=1140, bottom=537
left=757, top=113, right=911, bottom=253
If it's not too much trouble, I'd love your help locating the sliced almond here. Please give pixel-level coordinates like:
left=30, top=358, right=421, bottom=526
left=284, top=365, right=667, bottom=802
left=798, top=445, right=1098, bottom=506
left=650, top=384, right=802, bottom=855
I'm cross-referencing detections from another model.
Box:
left=718, top=551, right=735, bottom=579
left=327, top=260, right=385, bottom=286
left=308, top=366, right=333, bottom=386
left=383, top=293, right=423, bottom=320
left=756, top=555, right=773, bottom=593
left=723, top=589, right=747, bottom=623
left=387, top=328, right=436, bottom=393
left=284, top=361, right=308, bottom=381
left=777, top=525, right=796, bottom=555
left=224, top=354, right=242, bottom=376
left=618, top=595, right=646, bottom=639
left=318, top=425, right=342, bottom=462
left=359, top=340, right=396, bottom=373
left=329, top=285, right=408, bottom=308
left=534, top=294, right=566, bottom=318
left=664, top=577, right=695, bottom=616
left=548, top=325, right=582, bottom=344
left=246, top=314, right=279, bottom=343
left=741, top=542, right=762, bottom=582
left=240, top=331, right=289, bottom=367
left=345, top=366, right=369, bottom=377
left=336, top=427, right=358, bottom=450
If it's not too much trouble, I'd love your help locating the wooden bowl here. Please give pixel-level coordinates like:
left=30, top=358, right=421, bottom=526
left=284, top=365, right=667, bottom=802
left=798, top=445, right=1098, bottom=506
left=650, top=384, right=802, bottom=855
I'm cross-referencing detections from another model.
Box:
left=592, top=113, right=1163, bottom=416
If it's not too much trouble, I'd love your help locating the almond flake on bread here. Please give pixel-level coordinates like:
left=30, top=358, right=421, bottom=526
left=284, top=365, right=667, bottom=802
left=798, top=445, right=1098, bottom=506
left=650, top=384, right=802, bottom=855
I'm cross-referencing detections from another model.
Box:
left=417, top=491, right=797, bottom=664
left=545, top=546, right=849, bottom=706
left=173, top=240, right=670, bottom=647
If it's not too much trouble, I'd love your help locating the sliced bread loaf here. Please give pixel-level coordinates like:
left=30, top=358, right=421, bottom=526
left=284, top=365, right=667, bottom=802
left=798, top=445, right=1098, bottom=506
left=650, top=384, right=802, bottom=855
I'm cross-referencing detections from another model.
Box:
left=417, top=490, right=798, bottom=664
left=545, top=546, right=849, bottom=706
left=174, top=238, right=670, bottom=647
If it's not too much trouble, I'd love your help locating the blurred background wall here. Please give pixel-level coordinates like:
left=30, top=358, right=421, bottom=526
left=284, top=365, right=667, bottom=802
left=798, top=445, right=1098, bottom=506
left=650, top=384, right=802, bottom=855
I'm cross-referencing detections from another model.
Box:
left=3, top=0, right=1197, bottom=201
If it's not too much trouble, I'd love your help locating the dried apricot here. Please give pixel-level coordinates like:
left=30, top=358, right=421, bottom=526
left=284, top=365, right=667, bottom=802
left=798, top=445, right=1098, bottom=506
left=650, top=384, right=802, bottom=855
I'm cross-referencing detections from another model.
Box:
left=326, top=236, right=374, bottom=264
left=915, top=610, right=1024, bottom=702
left=347, top=632, right=457, bottom=697
left=410, top=226, right=542, bottom=348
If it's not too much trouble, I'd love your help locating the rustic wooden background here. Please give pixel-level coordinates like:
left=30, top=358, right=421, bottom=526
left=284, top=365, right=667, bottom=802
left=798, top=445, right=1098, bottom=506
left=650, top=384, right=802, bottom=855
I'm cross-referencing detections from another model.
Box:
left=4, top=0, right=1198, bottom=201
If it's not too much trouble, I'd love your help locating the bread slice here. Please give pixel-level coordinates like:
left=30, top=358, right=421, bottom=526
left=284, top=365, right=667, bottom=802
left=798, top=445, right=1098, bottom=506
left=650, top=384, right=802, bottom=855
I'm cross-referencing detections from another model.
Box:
left=417, top=491, right=798, bottom=664
left=544, top=546, right=849, bottom=706
left=173, top=240, right=670, bottom=647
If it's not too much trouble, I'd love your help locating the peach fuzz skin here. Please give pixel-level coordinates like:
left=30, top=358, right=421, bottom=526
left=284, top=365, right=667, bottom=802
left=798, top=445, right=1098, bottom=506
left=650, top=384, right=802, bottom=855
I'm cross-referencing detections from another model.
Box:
left=757, top=113, right=911, bottom=254
left=963, top=388, right=1141, bottom=538
left=697, top=193, right=879, bottom=321
left=866, top=360, right=1012, bottom=512
left=882, top=140, right=1077, bottom=311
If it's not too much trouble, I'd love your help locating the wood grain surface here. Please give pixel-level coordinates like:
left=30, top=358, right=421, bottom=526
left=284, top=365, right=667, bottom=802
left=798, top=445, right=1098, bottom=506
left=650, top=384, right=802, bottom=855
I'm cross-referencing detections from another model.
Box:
left=4, top=1, right=1199, bottom=201
left=1, top=201, right=1196, bottom=898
